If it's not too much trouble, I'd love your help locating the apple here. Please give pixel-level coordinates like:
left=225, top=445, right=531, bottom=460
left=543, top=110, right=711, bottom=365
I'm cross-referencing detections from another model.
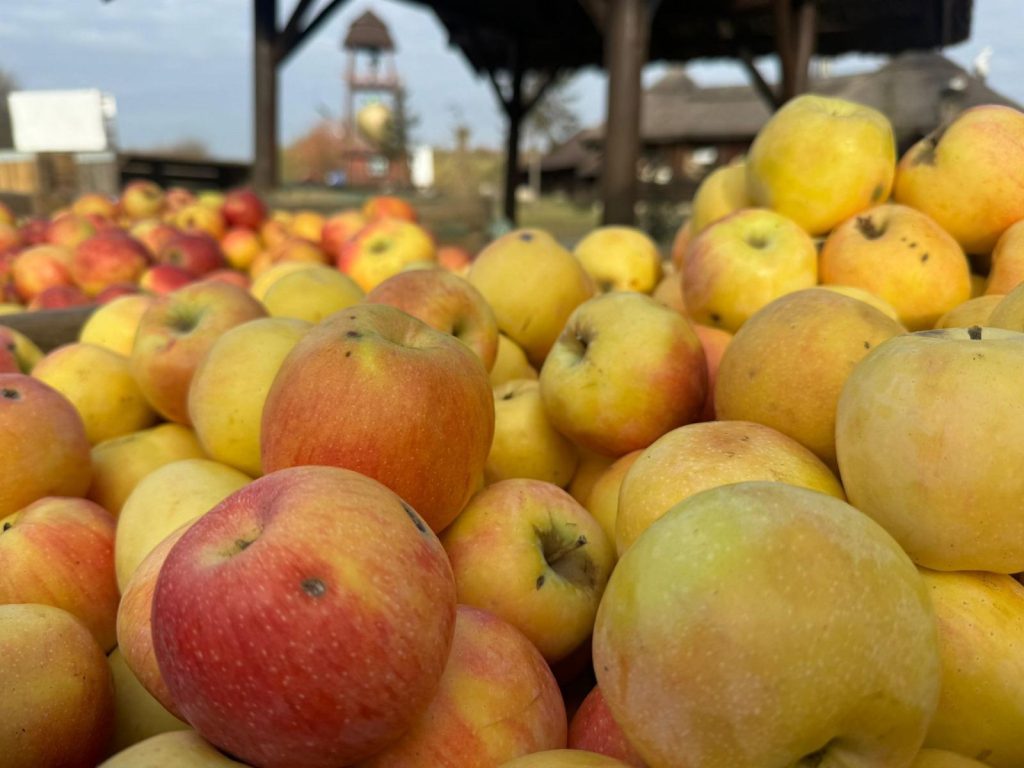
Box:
left=919, top=569, right=1024, bottom=768
left=338, top=218, right=437, bottom=291
left=934, top=295, right=1003, bottom=329
left=0, top=373, right=92, bottom=516
left=289, top=209, right=325, bottom=243
left=0, top=325, right=43, bottom=373
left=73, top=192, right=119, bottom=221
left=689, top=159, right=750, bottom=235
left=836, top=326, right=1024, bottom=572
left=441, top=478, right=615, bottom=663
left=163, top=186, right=196, bottom=213
left=32, top=341, right=156, bottom=444
left=365, top=268, right=499, bottom=370
left=47, top=212, right=97, bottom=250
left=115, top=458, right=252, bottom=590
left=221, top=187, right=267, bottom=230
left=363, top=195, right=417, bottom=222
left=468, top=228, right=594, bottom=365
left=157, top=232, right=226, bottom=277
left=151, top=465, right=458, bottom=767
left=437, top=244, right=472, bottom=273
left=747, top=94, right=896, bottom=236
left=986, top=218, right=1024, bottom=295
left=251, top=236, right=329, bottom=277
left=78, top=293, right=154, bottom=356
left=573, top=226, right=662, bottom=294
left=107, top=647, right=188, bottom=754
left=817, top=283, right=902, bottom=322
left=584, top=450, right=642, bottom=548
left=204, top=268, right=251, bottom=291
left=683, top=208, right=818, bottom=332
left=220, top=227, right=263, bottom=271
left=248, top=260, right=320, bottom=302
left=130, top=280, right=268, bottom=424
left=174, top=203, right=227, bottom=240
left=650, top=271, right=686, bottom=315
left=139, top=263, right=196, bottom=294
left=0, top=603, right=115, bottom=768
left=0, top=496, right=118, bottom=651
left=96, top=282, right=142, bottom=302
left=616, top=420, right=844, bottom=555
left=819, top=204, right=971, bottom=330
left=0, top=220, right=21, bottom=254
left=261, top=265, right=363, bottom=323
left=714, top=288, right=905, bottom=469
left=568, top=686, right=646, bottom=767
left=499, top=750, right=632, bottom=767
left=488, top=378, right=579, bottom=487
left=0, top=200, right=13, bottom=226
left=120, top=180, right=165, bottom=220
left=595, top=481, right=941, bottom=768
left=260, top=218, right=291, bottom=251
left=360, top=605, right=567, bottom=767
left=131, top=219, right=179, bottom=258
left=540, top=292, right=707, bottom=457
left=28, top=283, right=92, bottom=310
left=894, top=105, right=1024, bottom=256
left=197, top=190, right=226, bottom=210
left=568, top=448, right=615, bottom=506
left=18, top=216, right=50, bottom=245
left=490, top=332, right=538, bottom=387
left=912, top=750, right=989, bottom=768
left=262, top=304, right=494, bottom=533
left=320, top=210, right=367, bottom=260
left=692, top=323, right=731, bottom=422
left=71, top=231, right=150, bottom=297
left=100, top=730, right=249, bottom=767
left=988, top=282, right=1024, bottom=331
left=11, top=243, right=74, bottom=301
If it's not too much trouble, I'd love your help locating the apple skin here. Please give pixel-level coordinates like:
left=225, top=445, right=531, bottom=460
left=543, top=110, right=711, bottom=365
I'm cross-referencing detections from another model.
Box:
left=441, top=478, right=615, bottom=663
left=78, top=293, right=154, bottom=358
left=107, top=647, right=188, bottom=753
left=28, top=284, right=92, bottom=310
left=220, top=227, right=263, bottom=271
left=894, top=105, right=1024, bottom=256
left=359, top=605, right=567, bottom=767
left=174, top=203, right=227, bottom=240
left=73, top=192, right=118, bottom=221
left=338, top=218, right=437, bottom=291
left=584, top=450, right=642, bottom=548
left=911, top=750, right=989, bottom=768
left=320, top=210, right=367, bottom=260
left=164, top=187, right=196, bottom=213
left=251, top=236, right=329, bottom=277
left=46, top=212, right=98, bottom=250
left=221, top=187, right=267, bottom=231
left=917, top=570, right=1024, bottom=768
left=96, top=281, right=142, bottom=303
left=99, top=730, right=250, bottom=767
left=11, top=243, right=74, bottom=301
left=836, top=326, right=1024, bottom=572
left=0, top=603, right=115, bottom=768
left=365, top=268, right=499, bottom=370
left=261, top=265, right=363, bottom=324
left=490, top=332, right=538, bottom=387
left=437, top=244, right=472, bottom=273
left=289, top=210, right=326, bottom=243
left=363, top=195, right=417, bottom=222
left=988, top=282, right=1024, bottom=331
left=120, top=180, right=165, bottom=221
left=540, top=292, right=707, bottom=457
left=158, top=232, right=227, bottom=277
left=19, top=216, right=51, bottom=246
left=689, top=160, right=749, bottom=235
left=573, top=226, right=662, bottom=294
left=130, top=280, right=268, bottom=425
left=595, top=481, right=941, bottom=768
left=0, top=373, right=92, bottom=516
left=499, top=750, right=632, bottom=768
left=262, top=304, right=494, bottom=533
left=0, top=496, right=119, bottom=651
left=934, top=295, right=1003, bottom=329
left=747, top=94, right=896, bottom=236
left=568, top=686, right=646, bottom=767
left=986, top=219, right=1024, bottom=294
left=71, top=231, right=151, bottom=297
left=131, top=220, right=180, bottom=259
left=692, top=323, right=731, bottom=422
left=151, top=465, right=458, bottom=768
left=139, top=263, right=196, bottom=294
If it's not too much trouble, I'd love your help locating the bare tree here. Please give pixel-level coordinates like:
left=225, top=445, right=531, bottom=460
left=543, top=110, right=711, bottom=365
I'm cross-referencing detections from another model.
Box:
left=524, top=74, right=581, bottom=153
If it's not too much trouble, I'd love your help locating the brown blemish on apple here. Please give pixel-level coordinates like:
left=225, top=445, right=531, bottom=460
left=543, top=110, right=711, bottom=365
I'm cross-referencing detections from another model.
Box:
left=870, top=183, right=885, bottom=202
left=2, top=521, right=11, bottom=532
left=346, top=330, right=362, bottom=339
left=301, top=578, right=326, bottom=598
left=968, top=325, right=983, bottom=340
left=519, top=232, right=534, bottom=242
left=920, top=252, right=930, bottom=263
left=863, top=341, right=871, bottom=349
left=400, top=500, right=428, bottom=534
left=536, top=574, right=545, bottom=589
left=345, top=351, right=352, bottom=358
left=1, top=387, right=20, bottom=400
left=855, top=216, right=886, bottom=240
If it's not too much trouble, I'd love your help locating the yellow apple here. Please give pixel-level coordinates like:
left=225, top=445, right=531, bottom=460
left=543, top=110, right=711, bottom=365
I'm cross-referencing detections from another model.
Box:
left=585, top=450, right=642, bottom=547
left=934, top=295, right=1003, bottom=329
left=817, top=284, right=902, bottom=322
left=99, top=730, right=249, bottom=767
left=988, top=282, right=1024, bottom=331
left=260, top=265, right=363, bottom=323
left=747, top=94, right=896, bottom=236
left=499, top=751, right=632, bottom=768
left=489, top=332, right=538, bottom=387
left=573, top=226, right=662, bottom=293
left=689, top=159, right=749, bottom=235
left=650, top=271, right=686, bottom=315
left=985, top=219, right=1024, bottom=295
left=568, top=448, right=616, bottom=506
left=248, top=259, right=320, bottom=302
left=108, top=647, right=188, bottom=753
left=912, top=750, right=989, bottom=768
left=78, top=294, right=154, bottom=357
left=338, top=218, right=437, bottom=291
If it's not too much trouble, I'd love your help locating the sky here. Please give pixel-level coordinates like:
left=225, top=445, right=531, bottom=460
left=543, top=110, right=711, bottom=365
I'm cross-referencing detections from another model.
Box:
left=0, top=0, right=1021, bottom=160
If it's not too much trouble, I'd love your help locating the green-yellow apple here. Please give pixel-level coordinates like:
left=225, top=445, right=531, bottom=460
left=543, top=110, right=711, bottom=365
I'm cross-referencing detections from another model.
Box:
left=934, top=295, right=1003, bottom=329
left=894, top=105, right=1024, bottom=256
left=714, top=288, right=905, bottom=469
left=73, top=192, right=118, bottom=220
left=912, top=750, right=989, bottom=768
left=151, top=466, right=457, bottom=767
left=0, top=603, right=115, bottom=768
left=441, top=478, right=615, bottom=663
left=747, top=94, right=896, bottom=236
left=100, top=730, right=250, bottom=767
left=490, top=332, right=538, bottom=386
left=689, top=159, right=749, bottom=235
left=488, top=379, right=579, bottom=487
left=88, top=423, right=205, bottom=516
left=986, top=219, right=1024, bottom=294
left=249, top=236, right=328, bottom=278
left=78, top=293, right=154, bottom=356
left=359, top=605, right=567, bottom=767
left=115, top=458, right=252, bottom=590
left=0, top=496, right=118, bottom=651
left=131, top=279, right=267, bottom=425
left=337, top=218, right=436, bottom=291
left=120, top=180, right=165, bottom=221
left=71, top=232, right=151, bottom=296
left=261, top=304, right=494, bottom=533
left=499, top=750, right=632, bottom=767
left=568, top=448, right=616, bottom=506
left=261, top=265, right=363, bottom=323
left=836, top=327, right=1024, bottom=571
left=818, top=284, right=902, bottom=322
left=540, top=292, right=707, bottom=457
left=919, top=569, right=1024, bottom=768
left=248, top=260, right=318, bottom=301
left=289, top=209, right=326, bottom=243
left=568, top=686, right=646, bottom=767
left=616, top=420, right=844, bottom=555
left=174, top=203, right=226, bottom=240
left=46, top=212, right=98, bottom=250
left=365, top=268, right=499, bottom=370
left=595, top=481, right=941, bottom=768
left=108, top=647, right=188, bottom=754
left=469, top=228, right=594, bottom=365
left=585, top=450, right=642, bottom=548
left=220, top=227, right=262, bottom=271
left=0, top=323, right=44, bottom=373
left=988, top=281, right=1024, bottom=331
left=0, top=373, right=92, bottom=516
left=819, top=204, right=971, bottom=330
left=683, top=208, right=818, bottom=332
left=32, top=342, right=157, bottom=444
left=188, top=317, right=310, bottom=477
left=573, top=226, right=662, bottom=294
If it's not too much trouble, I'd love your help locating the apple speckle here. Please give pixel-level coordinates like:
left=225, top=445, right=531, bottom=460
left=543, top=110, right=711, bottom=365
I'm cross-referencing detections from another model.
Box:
left=301, top=578, right=327, bottom=598
left=536, top=574, right=545, bottom=589
left=863, top=341, right=871, bottom=349
left=346, top=330, right=362, bottom=339
left=520, top=232, right=534, bottom=242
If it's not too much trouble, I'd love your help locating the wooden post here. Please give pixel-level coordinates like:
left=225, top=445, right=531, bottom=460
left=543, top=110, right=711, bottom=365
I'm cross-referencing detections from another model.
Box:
left=253, top=0, right=278, bottom=191
left=601, top=0, right=648, bottom=225
left=503, top=65, right=523, bottom=226
left=793, top=0, right=817, bottom=95
left=774, top=0, right=817, bottom=103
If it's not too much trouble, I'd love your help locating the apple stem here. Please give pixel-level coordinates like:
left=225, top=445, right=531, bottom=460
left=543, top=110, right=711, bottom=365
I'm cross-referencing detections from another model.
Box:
left=546, top=535, right=588, bottom=566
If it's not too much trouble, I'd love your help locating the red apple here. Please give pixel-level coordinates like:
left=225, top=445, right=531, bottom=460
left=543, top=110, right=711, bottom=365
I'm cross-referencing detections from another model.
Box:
left=0, top=496, right=119, bottom=651
left=158, top=232, right=227, bottom=277
left=222, top=187, right=267, bottom=230
left=28, top=283, right=92, bottom=310
left=203, top=268, right=251, bottom=291
left=18, top=217, right=50, bottom=246
left=568, top=687, right=647, bottom=767
left=11, top=244, right=74, bottom=301
left=261, top=304, right=494, bottom=533
left=96, top=282, right=141, bottom=303
left=130, top=280, right=267, bottom=424
left=71, top=232, right=150, bottom=296
left=72, top=192, right=118, bottom=221
left=131, top=220, right=179, bottom=258
left=140, top=264, right=195, bottom=294
left=437, top=244, right=473, bottom=273
left=46, top=213, right=97, bottom=251
left=164, top=187, right=196, bottom=213
left=0, top=221, right=22, bottom=254
left=121, top=180, right=165, bottom=220
left=320, top=210, right=367, bottom=260
left=221, top=227, right=262, bottom=271
left=363, top=195, right=417, bottom=222
left=152, top=465, right=458, bottom=767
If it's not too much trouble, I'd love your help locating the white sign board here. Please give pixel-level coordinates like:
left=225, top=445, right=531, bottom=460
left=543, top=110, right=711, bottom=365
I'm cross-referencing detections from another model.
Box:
left=8, top=89, right=117, bottom=153
left=410, top=144, right=434, bottom=189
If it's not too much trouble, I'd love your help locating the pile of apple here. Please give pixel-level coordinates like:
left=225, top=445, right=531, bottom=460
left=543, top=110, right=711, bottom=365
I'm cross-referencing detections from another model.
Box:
left=3, top=94, right=1024, bottom=768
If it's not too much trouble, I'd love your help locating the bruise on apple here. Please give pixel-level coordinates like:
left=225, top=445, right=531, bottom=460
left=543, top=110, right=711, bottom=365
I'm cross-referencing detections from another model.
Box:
left=301, top=577, right=327, bottom=597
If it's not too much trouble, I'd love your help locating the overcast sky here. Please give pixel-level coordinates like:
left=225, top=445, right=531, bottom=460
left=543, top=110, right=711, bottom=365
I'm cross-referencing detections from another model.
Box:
left=1, top=0, right=1021, bottom=160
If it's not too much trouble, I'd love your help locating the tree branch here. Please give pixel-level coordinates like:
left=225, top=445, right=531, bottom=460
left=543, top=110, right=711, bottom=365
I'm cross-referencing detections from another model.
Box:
left=277, top=0, right=350, bottom=64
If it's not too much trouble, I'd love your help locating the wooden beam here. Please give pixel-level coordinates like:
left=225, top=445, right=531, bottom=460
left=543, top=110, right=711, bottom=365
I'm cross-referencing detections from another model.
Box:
left=792, top=0, right=817, bottom=95
left=253, top=0, right=279, bottom=190
left=773, top=0, right=796, bottom=102
left=738, top=46, right=782, bottom=109
left=277, top=0, right=350, bottom=64
left=280, top=0, right=316, bottom=46
left=503, top=51, right=524, bottom=225
left=601, top=0, right=649, bottom=225
left=0, top=306, right=97, bottom=352
left=578, top=0, right=609, bottom=30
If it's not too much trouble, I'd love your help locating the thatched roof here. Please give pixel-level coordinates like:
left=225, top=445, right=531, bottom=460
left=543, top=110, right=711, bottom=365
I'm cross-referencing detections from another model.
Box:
left=343, top=10, right=394, bottom=52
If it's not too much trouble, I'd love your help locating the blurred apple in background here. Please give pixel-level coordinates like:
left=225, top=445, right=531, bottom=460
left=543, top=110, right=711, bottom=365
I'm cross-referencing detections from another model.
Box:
left=573, top=226, right=662, bottom=293
left=261, top=265, right=362, bottom=323
left=288, top=209, right=325, bottom=243
left=0, top=603, right=115, bottom=768
left=363, top=194, right=417, bottom=222
left=338, top=217, right=437, bottom=291
left=11, top=243, right=74, bottom=301
left=221, top=187, right=267, bottom=230
left=73, top=192, right=119, bottom=221
left=163, top=186, right=196, bottom=213
left=175, top=203, right=227, bottom=240
left=120, top=180, right=165, bottom=221
left=47, top=212, right=97, bottom=250
left=131, top=219, right=179, bottom=258
left=157, top=232, right=226, bottom=277
left=18, top=216, right=51, bottom=246
left=71, top=231, right=151, bottom=297
left=320, top=209, right=366, bottom=260
left=251, top=235, right=328, bottom=276
left=139, top=263, right=195, bottom=294
left=79, top=293, right=153, bottom=356
left=28, top=283, right=92, bottom=310
left=220, top=227, right=263, bottom=271
left=436, top=244, right=472, bottom=273
left=688, top=158, right=749, bottom=235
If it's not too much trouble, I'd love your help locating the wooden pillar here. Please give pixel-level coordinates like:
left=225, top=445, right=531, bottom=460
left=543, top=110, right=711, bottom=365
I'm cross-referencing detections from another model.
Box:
left=253, top=0, right=278, bottom=190
left=774, top=0, right=817, bottom=103
left=601, top=0, right=649, bottom=225
left=503, top=63, right=524, bottom=225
